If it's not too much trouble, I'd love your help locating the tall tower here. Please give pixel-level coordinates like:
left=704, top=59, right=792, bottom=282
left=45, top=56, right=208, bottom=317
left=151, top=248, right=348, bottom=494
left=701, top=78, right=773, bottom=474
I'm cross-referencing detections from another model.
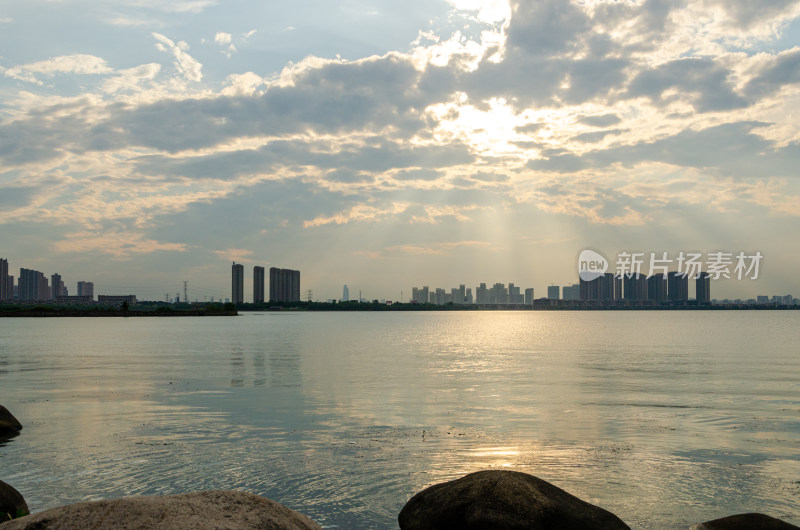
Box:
left=51, top=273, right=64, bottom=299
left=269, top=267, right=300, bottom=302
left=0, top=258, right=7, bottom=301
left=696, top=271, right=711, bottom=303
left=253, top=266, right=265, bottom=304
left=342, top=284, right=349, bottom=302
left=667, top=272, right=688, bottom=301
left=232, top=262, right=244, bottom=305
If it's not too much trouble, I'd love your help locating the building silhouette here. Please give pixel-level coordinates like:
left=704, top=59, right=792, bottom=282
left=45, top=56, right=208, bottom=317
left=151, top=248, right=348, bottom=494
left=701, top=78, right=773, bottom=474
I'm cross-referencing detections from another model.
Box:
left=0, top=258, right=7, bottom=301
left=524, top=288, right=534, bottom=305
left=269, top=267, right=300, bottom=302
left=696, top=271, right=711, bottom=303
left=253, top=266, right=265, bottom=304
left=51, top=273, right=66, bottom=298
left=77, top=281, right=94, bottom=301
left=231, top=262, right=244, bottom=305
left=411, top=286, right=429, bottom=303
left=547, top=285, right=560, bottom=300
left=647, top=274, right=667, bottom=303
left=19, top=268, right=46, bottom=301
left=667, top=272, right=688, bottom=301
left=342, top=284, right=349, bottom=302
left=562, top=284, right=579, bottom=301
left=508, top=283, right=523, bottom=304
left=580, top=273, right=618, bottom=301
left=622, top=273, right=648, bottom=301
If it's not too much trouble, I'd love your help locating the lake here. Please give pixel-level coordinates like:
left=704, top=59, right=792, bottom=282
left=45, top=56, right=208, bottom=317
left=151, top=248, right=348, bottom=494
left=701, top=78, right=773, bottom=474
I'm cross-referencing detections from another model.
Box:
left=1, top=311, right=798, bottom=528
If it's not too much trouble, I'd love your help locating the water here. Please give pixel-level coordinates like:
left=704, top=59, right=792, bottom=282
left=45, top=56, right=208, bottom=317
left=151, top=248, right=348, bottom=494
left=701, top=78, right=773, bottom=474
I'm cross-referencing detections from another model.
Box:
left=1, top=311, right=798, bottom=528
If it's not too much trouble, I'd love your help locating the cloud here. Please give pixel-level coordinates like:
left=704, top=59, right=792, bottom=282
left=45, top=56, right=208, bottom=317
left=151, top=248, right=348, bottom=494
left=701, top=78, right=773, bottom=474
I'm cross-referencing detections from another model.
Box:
left=0, top=186, right=38, bottom=211
left=212, top=248, right=253, bottom=262
left=744, top=47, right=800, bottom=98
left=54, top=231, right=189, bottom=258
left=3, top=54, right=113, bottom=84
left=626, top=57, right=748, bottom=112
left=214, top=32, right=232, bottom=46
left=392, top=168, right=445, bottom=181
left=152, top=33, right=203, bottom=82
left=572, top=128, right=627, bottom=143
left=214, top=32, right=237, bottom=58
left=579, top=114, right=622, bottom=128
left=128, top=0, right=216, bottom=14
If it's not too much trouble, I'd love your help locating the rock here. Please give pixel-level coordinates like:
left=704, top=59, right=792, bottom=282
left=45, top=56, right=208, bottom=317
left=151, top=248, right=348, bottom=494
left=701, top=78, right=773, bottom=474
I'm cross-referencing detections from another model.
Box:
left=0, top=480, right=29, bottom=523
left=399, top=470, right=630, bottom=530
left=690, top=513, right=799, bottom=529
left=0, top=406, right=22, bottom=436
left=0, top=490, right=322, bottom=530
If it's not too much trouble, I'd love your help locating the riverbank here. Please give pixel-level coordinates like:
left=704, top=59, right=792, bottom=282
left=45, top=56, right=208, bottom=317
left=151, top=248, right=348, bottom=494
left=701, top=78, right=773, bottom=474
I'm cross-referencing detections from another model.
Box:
left=0, top=305, right=237, bottom=317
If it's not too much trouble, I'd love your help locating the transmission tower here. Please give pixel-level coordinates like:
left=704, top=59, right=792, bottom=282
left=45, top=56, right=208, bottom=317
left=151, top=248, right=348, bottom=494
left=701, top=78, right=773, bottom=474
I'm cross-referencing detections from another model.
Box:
left=306, top=289, right=313, bottom=302
left=184, top=281, right=188, bottom=304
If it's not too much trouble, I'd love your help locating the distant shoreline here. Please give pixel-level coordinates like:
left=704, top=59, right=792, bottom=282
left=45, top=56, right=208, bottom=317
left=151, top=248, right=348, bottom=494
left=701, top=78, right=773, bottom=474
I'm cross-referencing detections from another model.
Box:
left=240, top=302, right=799, bottom=312
left=0, top=304, right=238, bottom=317
left=1, top=302, right=797, bottom=317
left=0, top=310, right=238, bottom=317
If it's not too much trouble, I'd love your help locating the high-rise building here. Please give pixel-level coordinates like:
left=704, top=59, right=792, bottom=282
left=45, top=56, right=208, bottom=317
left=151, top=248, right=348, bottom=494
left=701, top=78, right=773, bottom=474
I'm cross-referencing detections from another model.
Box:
left=696, top=271, right=711, bottom=303
left=231, top=262, right=244, bottom=305
left=491, top=283, right=508, bottom=304
left=580, top=273, right=618, bottom=301
left=342, top=284, right=350, bottom=302
left=253, top=266, right=265, bottom=304
left=647, top=273, right=667, bottom=303
left=622, top=273, right=648, bottom=301
left=77, top=281, right=94, bottom=300
left=269, top=267, right=300, bottom=302
left=51, top=273, right=65, bottom=299
left=667, top=272, right=688, bottom=301
left=508, top=283, right=522, bottom=304
left=562, top=284, right=580, bottom=301
left=547, top=285, right=560, bottom=300
left=476, top=283, right=488, bottom=304
left=411, top=286, right=429, bottom=304
left=524, top=287, right=534, bottom=305
left=0, top=258, right=7, bottom=301
left=453, top=284, right=468, bottom=304
left=432, top=288, right=446, bottom=305
left=19, top=268, right=45, bottom=301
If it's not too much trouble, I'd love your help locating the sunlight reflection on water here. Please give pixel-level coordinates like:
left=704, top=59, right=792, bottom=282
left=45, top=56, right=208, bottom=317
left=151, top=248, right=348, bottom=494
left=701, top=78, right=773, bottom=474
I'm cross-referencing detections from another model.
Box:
left=0, top=311, right=798, bottom=529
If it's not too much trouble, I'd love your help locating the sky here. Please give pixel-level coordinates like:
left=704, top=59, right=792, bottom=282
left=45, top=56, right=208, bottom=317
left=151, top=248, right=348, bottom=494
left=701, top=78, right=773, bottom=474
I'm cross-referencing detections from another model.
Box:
left=1, top=0, right=800, bottom=302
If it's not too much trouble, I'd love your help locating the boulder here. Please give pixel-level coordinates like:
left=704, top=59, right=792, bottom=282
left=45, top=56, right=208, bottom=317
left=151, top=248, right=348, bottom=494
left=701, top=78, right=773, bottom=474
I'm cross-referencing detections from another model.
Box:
left=0, top=490, right=322, bottom=530
left=0, top=406, right=22, bottom=436
left=0, top=480, right=29, bottom=522
left=399, top=470, right=629, bottom=530
left=690, top=513, right=799, bottom=529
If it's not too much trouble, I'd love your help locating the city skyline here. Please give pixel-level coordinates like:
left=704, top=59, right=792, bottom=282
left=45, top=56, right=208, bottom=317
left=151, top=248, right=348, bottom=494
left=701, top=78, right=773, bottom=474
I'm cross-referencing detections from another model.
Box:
left=1, top=2, right=800, bottom=302
left=1, top=253, right=798, bottom=306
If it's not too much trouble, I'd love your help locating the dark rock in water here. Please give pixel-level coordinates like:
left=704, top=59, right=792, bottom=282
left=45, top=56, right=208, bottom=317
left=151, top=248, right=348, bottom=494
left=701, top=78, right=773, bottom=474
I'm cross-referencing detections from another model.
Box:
left=0, top=490, right=322, bottom=530
left=690, top=513, right=800, bottom=529
left=398, top=470, right=630, bottom=530
left=0, top=406, right=22, bottom=435
left=0, top=480, right=29, bottom=522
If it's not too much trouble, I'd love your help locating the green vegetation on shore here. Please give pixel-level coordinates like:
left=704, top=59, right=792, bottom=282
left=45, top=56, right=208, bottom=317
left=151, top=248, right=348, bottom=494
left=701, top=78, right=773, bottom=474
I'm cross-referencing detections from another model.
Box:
left=0, top=302, right=238, bottom=317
